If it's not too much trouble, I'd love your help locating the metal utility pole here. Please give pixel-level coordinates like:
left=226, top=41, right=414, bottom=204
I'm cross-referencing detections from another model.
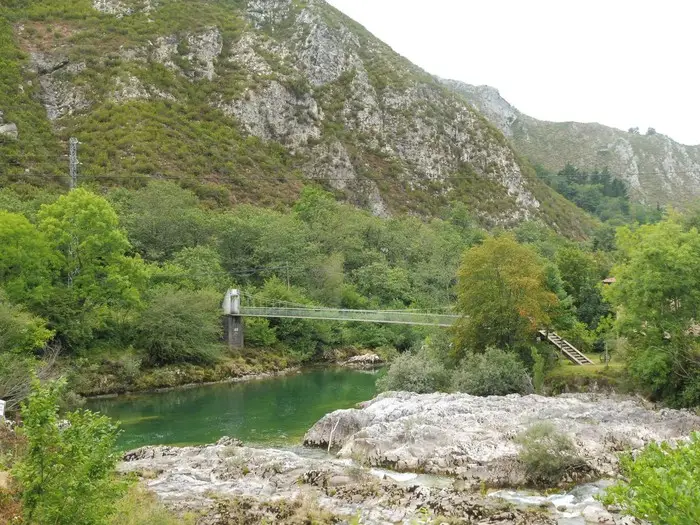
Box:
left=69, top=137, right=79, bottom=190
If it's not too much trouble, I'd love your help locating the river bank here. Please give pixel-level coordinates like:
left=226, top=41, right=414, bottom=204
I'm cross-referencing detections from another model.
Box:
left=70, top=348, right=387, bottom=398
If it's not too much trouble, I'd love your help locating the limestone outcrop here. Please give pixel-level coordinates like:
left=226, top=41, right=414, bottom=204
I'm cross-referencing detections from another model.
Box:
left=0, top=111, right=18, bottom=140
left=120, top=437, right=555, bottom=524
left=304, top=391, right=700, bottom=487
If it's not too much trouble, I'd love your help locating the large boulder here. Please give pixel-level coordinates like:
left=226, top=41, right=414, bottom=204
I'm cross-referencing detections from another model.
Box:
left=304, top=391, right=700, bottom=487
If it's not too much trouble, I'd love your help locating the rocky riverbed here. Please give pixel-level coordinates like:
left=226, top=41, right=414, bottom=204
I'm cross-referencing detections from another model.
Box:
left=119, top=392, right=700, bottom=524
left=304, top=392, right=700, bottom=488
left=120, top=438, right=553, bottom=524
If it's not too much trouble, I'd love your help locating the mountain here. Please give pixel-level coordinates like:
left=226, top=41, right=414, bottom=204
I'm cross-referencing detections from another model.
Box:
left=442, top=79, right=700, bottom=207
left=0, top=0, right=595, bottom=235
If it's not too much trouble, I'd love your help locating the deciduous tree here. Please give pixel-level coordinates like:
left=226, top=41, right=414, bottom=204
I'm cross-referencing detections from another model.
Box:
left=454, top=235, right=557, bottom=356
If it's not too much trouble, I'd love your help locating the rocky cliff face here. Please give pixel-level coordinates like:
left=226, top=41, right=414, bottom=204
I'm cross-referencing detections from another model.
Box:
left=0, top=0, right=594, bottom=234
left=443, top=78, right=700, bottom=206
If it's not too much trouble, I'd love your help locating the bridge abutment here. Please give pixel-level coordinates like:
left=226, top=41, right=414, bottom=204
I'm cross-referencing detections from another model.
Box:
left=223, top=315, right=244, bottom=349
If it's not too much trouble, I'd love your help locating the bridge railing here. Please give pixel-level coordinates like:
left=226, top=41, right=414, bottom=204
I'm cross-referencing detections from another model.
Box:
left=240, top=306, right=459, bottom=327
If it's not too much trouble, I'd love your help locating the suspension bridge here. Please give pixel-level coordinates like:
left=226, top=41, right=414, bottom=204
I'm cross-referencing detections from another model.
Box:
left=222, top=290, right=593, bottom=365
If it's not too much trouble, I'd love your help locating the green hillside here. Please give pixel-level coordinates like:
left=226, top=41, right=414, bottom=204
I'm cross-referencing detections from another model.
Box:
left=0, top=0, right=596, bottom=236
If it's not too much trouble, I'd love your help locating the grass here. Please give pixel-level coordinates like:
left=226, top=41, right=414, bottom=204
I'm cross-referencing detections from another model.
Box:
left=545, top=357, right=627, bottom=394
left=109, top=484, right=195, bottom=525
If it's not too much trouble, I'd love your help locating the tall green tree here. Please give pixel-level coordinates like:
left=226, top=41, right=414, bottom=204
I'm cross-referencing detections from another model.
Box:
left=556, top=246, right=610, bottom=328
left=454, top=235, right=557, bottom=356
left=604, top=216, right=700, bottom=405
left=37, top=189, right=144, bottom=348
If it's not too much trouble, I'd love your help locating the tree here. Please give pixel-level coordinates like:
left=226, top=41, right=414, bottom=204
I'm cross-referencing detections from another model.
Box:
left=556, top=247, right=610, bottom=328
left=604, top=216, right=700, bottom=405
left=136, top=287, right=223, bottom=365
left=454, top=235, right=558, bottom=356
left=171, top=245, right=227, bottom=291
left=14, top=379, right=125, bottom=525
left=376, top=349, right=451, bottom=393
left=0, top=294, right=53, bottom=354
left=112, top=182, right=211, bottom=261
left=0, top=210, right=54, bottom=303
left=352, top=261, right=413, bottom=308
left=37, top=189, right=144, bottom=348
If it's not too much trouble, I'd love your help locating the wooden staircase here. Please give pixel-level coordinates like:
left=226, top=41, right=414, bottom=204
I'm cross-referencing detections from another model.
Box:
left=538, top=330, right=595, bottom=365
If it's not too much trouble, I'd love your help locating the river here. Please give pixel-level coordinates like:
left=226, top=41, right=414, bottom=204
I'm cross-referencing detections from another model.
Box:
left=86, top=366, right=381, bottom=450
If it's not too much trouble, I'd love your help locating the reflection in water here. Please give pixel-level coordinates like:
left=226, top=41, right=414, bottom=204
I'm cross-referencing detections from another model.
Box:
left=87, top=367, right=381, bottom=450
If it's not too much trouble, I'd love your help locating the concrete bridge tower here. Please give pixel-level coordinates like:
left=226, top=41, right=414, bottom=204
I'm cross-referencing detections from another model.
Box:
left=222, top=289, right=244, bottom=349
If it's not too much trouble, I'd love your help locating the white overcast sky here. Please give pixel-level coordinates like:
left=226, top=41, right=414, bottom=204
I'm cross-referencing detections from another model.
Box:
left=326, top=0, right=700, bottom=146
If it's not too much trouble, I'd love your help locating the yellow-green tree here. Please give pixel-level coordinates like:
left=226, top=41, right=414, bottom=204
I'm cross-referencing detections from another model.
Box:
left=454, top=235, right=557, bottom=357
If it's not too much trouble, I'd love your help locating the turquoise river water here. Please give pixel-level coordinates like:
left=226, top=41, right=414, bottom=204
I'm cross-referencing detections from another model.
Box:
left=86, top=367, right=381, bottom=450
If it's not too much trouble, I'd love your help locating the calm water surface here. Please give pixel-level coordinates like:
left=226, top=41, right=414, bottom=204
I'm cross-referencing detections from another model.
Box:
left=86, top=367, right=380, bottom=450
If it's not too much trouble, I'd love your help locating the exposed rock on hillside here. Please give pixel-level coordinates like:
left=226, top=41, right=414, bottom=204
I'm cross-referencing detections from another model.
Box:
left=304, top=392, right=700, bottom=487
left=119, top=438, right=555, bottom=524
left=443, top=78, right=700, bottom=206
left=1, top=0, right=595, bottom=233
left=0, top=111, right=18, bottom=140
left=29, top=52, right=88, bottom=121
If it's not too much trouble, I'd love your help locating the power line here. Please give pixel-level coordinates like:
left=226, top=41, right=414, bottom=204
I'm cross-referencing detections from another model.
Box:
left=8, top=169, right=700, bottom=183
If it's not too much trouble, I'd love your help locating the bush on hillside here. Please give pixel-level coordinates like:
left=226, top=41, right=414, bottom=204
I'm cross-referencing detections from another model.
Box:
left=376, top=350, right=451, bottom=393
left=515, top=422, right=587, bottom=487
left=136, top=287, right=223, bottom=365
left=452, top=347, right=532, bottom=396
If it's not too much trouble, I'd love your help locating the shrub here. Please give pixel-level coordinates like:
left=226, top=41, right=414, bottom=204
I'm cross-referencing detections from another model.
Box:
left=376, top=350, right=451, bottom=393
left=452, top=347, right=532, bottom=396
left=13, top=379, right=126, bottom=525
left=136, top=287, right=223, bottom=365
left=602, top=433, right=700, bottom=524
left=515, top=422, right=586, bottom=487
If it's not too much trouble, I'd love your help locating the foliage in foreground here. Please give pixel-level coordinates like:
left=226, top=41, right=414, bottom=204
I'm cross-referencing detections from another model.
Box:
left=602, top=433, right=700, bottom=525
left=13, top=379, right=125, bottom=525
left=515, top=422, right=586, bottom=487
left=452, top=347, right=533, bottom=396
